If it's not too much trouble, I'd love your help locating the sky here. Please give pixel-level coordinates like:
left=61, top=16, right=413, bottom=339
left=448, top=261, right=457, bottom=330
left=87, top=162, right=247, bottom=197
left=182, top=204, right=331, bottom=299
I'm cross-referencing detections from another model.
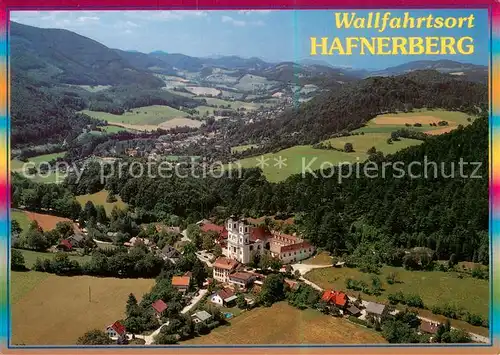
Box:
left=11, top=9, right=489, bottom=69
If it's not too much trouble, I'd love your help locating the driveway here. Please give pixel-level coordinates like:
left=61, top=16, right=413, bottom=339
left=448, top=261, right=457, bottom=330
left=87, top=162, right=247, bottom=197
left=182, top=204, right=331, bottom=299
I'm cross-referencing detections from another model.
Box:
left=132, top=289, right=208, bottom=345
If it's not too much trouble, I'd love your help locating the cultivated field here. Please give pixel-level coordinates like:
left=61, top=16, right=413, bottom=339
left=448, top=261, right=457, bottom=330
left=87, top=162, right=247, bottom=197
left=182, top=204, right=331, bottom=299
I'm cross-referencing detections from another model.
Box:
left=11, top=272, right=154, bottom=345
left=196, top=97, right=264, bottom=111
left=158, top=117, right=203, bottom=129
left=183, top=302, right=385, bottom=345
left=81, top=105, right=189, bottom=126
left=305, top=266, right=489, bottom=318
left=76, top=190, right=127, bottom=216
left=22, top=211, right=72, bottom=231
left=185, top=86, right=221, bottom=96
left=355, top=110, right=473, bottom=134
left=235, top=74, right=277, bottom=92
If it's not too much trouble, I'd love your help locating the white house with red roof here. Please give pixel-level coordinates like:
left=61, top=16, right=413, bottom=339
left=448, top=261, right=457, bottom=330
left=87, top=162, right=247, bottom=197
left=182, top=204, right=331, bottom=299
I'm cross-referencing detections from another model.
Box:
left=105, top=321, right=127, bottom=341
left=213, top=257, right=239, bottom=282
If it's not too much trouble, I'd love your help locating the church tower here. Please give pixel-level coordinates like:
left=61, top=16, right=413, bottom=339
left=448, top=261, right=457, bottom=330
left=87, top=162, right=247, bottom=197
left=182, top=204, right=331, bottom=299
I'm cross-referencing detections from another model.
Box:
left=226, top=218, right=252, bottom=264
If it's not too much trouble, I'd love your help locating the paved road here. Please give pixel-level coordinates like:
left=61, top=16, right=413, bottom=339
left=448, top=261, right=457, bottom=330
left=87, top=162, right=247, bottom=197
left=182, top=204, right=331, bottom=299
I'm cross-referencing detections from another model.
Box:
left=132, top=289, right=208, bottom=345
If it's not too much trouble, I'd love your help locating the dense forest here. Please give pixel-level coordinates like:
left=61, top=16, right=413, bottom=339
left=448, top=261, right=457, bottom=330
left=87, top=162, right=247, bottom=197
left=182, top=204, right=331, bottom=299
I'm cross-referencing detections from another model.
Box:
left=35, top=113, right=486, bottom=264
left=227, top=71, right=487, bottom=152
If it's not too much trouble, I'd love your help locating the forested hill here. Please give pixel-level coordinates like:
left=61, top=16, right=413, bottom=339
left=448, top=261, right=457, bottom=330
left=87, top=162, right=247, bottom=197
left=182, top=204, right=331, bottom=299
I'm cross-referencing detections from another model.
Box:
left=57, top=113, right=488, bottom=264
left=11, top=73, right=100, bottom=147
left=10, top=22, right=163, bottom=88
left=230, top=70, right=487, bottom=149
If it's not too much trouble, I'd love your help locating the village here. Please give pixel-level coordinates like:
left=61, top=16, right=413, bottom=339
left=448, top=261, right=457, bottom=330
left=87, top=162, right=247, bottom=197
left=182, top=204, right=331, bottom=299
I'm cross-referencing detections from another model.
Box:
left=66, top=216, right=462, bottom=345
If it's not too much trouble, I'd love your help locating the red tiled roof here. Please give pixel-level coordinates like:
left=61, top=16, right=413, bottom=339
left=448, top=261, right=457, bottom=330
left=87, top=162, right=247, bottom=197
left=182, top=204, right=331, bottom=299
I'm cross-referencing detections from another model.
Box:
left=420, top=321, right=440, bottom=334
left=280, top=241, right=312, bottom=253
left=172, top=276, right=191, bottom=287
left=249, top=227, right=271, bottom=242
left=151, top=299, right=168, bottom=314
left=213, top=257, right=239, bottom=270
left=201, top=223, right=228, bottom=238
left=321, top=290, right=348, bottom=307
left=109, top=321, right=126, bottom=336
left=217, top=288, right=235, bottom=300
left=59, top=239, right=73, bottom=250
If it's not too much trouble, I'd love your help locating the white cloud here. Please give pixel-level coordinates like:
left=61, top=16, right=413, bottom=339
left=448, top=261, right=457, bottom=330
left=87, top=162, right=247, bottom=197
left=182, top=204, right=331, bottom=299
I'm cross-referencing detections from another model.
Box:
left=221, top=15, right=265, bottom=27
left=125, top=10, right=207, bottom=22
left=238, top=10, right=272, bottom=15
left=77, top=16, right=100, bottom=23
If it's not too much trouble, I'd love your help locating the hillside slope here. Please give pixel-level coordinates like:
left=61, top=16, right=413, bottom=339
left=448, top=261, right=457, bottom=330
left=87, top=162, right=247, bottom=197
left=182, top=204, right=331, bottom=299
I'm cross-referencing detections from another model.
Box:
left=11, top=22, right=163, bottom=87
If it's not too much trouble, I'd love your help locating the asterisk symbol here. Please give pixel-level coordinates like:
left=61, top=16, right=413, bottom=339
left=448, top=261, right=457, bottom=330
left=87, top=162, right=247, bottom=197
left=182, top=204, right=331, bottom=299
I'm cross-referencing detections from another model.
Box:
left=274, top=156, right=287, bottom=169
left=256, top=156, right=270, bottom=169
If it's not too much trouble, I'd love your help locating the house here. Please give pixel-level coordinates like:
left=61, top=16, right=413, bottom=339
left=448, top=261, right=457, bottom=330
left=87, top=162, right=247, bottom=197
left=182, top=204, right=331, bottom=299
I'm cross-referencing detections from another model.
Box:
left=346, top=304, right=361, bottom=316
left=419, top=320, right=440, bottom=335
left=228, top=272, right=256, bottom=289
left=191, top=310, right=213, bottom=324
left=151, top=299, right=168, bottom=319
left=284, top=279, right=300, bottom=291
left=172, top=275, right=191, bottom=293
left=213, top=257, right=239, bottom=283
left=105, top=321, right=127, bottom=341
left=365, top=301, right=388, bottom=321
left=210, top=288, right=237, bottom=306
left=321, top=290, right=349, bottom=309
left=68, top=233, right=84, bottom=247
left=160, top=245, right=181, bottom=261
left=57, top=239, right=73, bottom=251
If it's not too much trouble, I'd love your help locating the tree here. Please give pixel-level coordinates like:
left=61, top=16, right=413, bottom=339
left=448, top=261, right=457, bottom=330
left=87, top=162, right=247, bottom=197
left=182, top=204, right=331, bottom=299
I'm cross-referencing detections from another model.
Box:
left=213, top=244, right=223, bottom=258
left=76, top=329, right=113, bottom=345
left=191, top=259, right=208, bottom=287
left=448, top=253, right=458, bottom=268
left=24, top=221, right=49, bottom=251
left=391, top=131, right=400, bottom=141
left=381, top=319, right=418, bottom=343
left=11, top=249, right=26, bottom=271
left=370, top=275, right=382, bottom=295
left=11, top=220, right=22, bottom=238
left=258, top=273, right=285, bottom=306
left=344, top=143, right=354, bottom=152
left=84, top=201, right=97, bottom=221
left=367, top=146, right=377, bottom=155
left=126, top=293, right=140, bottom=318
left=201, top=232, right=215, bottom=251
left=236, top=293, right=247, bottom=309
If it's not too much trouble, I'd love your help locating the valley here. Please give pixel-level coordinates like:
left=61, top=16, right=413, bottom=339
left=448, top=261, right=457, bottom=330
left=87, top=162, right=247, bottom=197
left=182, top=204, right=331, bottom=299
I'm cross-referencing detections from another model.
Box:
left=9, top=14, right=489, bottom=348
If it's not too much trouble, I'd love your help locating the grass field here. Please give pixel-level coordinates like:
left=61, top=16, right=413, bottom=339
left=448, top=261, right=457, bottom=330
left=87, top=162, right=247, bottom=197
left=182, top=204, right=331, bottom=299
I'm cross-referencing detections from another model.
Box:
left=303, top=252, right=333, bottom=265
left=23, top=211, right=72, bottom=231
left=15, top=249, right=92, bottom=268
left=12, top=210, right=31, bottom=231
left=10, top=152, right=67, bottom=183
left=355, top=110, right=473, bottom=135
left=76, top=190, right=127, bottom=216
left=305, top=266, right=488, bottom=318
left=233, top=137, right=421, bottom=182
left=11, top=272, right=154, bottom=345
left=99, top=125, right=137, bottom=133
left=231, top=144, right=259, bottom=154
left=81, top=105, right=189, bottom=126
left=183, top=302, right=385, bottom=345
left=322, top=134, right=422, bottom=156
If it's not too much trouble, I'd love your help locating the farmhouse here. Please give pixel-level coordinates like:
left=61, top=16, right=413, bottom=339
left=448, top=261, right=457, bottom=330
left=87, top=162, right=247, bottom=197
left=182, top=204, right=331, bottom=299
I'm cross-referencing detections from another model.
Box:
left=365, top=301, right=388, bottom=321
left=151, top=299, right=168, bottom=319
left=68, top=233, right=84, bottom=248
left=321, top=290, right=349, bottom=309
left=105, top=321, right=127, bottom=342
left=57, top=239, right=73, bottom=251
left=171, top=275, right=191, bottom=293
left=160, top=245, right=181, bottom=261
left=213, top=257, right=239, bottom=283
left=419, top=320, right=440, bottom=335
left=228, top=271, right=256, bottom=289
left=210, top=288, right=237, bottom=306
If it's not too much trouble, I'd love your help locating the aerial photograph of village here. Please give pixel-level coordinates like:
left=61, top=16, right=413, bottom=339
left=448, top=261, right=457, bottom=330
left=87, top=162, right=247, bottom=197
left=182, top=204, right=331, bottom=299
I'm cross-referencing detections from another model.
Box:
left=9, top=9, right=489, bottom=346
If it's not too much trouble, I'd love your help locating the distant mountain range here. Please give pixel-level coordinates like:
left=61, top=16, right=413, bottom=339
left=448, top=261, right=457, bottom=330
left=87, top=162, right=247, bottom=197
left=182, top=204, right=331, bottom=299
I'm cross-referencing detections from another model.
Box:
left=10, top=21, right=488, bottom=87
